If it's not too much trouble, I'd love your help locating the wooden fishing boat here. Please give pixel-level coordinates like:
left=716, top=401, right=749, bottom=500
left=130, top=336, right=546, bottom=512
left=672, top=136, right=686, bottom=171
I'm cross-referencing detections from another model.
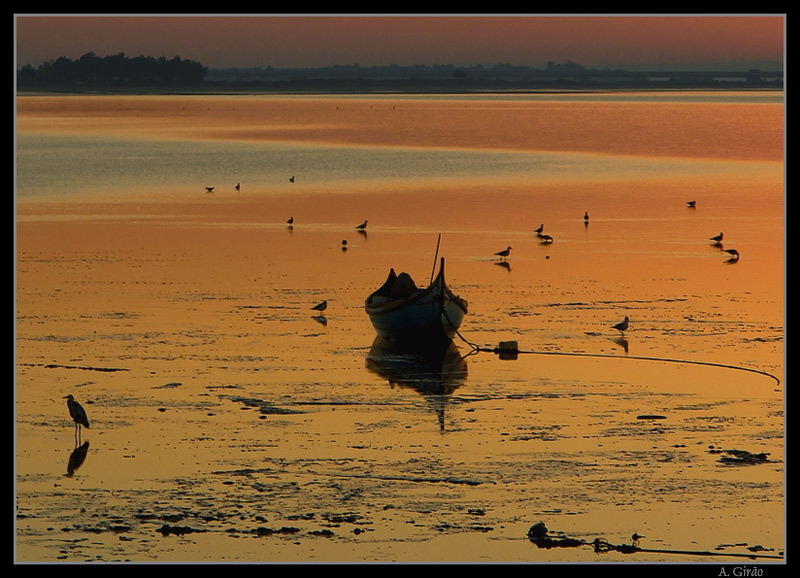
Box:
left=364, top=257, right=468, bottom=346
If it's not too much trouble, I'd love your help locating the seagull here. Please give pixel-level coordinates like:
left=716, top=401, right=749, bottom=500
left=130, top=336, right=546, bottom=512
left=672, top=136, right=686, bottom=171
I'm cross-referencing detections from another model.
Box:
left=205, top=186, right=215, bottom=192
left=584, top=211, right=589, bottom=221
left=710, top=232, right=724, bottom=243
left=287, top=217, right=294, bottom=225
left=494, top=246, right=512, bottom=260
left=687, top=200, right=696, bottom=208
left=631, top=533, right=645, bottom=546
left=289, top=176, right=295, bottom=183
left=311, top=300, right=327, bottom=312
left=723, top=248, right=740, bottom=260
left=235, top=183, right=240, bottom=191
left=613, top=316, right=629, bottom=333
left=535, top=224, right=544, bottom=234
left=356, top=220, right=368, bottom=230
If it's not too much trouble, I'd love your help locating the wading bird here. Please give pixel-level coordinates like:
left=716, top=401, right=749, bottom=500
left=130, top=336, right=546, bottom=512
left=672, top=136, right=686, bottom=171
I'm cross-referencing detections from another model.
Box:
left=64, top=395, right=89, bottom=435
left=311, top=300, right=328, bottom=312
left=494, top=246, right=512, bottom=261
left=710, top=232, right=724, bottom=244
left=687, top=200, right=696, bottom=208
left=613, top=316, right=629, bottom=334
left=356, top=220, right=368, bottom=230
left=535, top=224, right=544, bottom=234
left=584, top=211, right=589, bottom=221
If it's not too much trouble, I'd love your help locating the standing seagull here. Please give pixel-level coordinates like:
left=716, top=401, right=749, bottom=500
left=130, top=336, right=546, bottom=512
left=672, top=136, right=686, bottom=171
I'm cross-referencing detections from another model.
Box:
left=311, top=300, right=328, bottom=312
left=289, top=176, right=295, bottom=183
left=205, top=186, right=215, bottom=193
left=710, top=232, right=724, bottom=244
left=686, top=200, right=696, bottom=208
left=535, top=224, right=544, bottom=234
left=64, top=395, right=89, bottom=434
left=584, top=211, right=590, bottom=222
left=235, top=183, right=240, bottom=191
left=494, top=246, right=512, bottom=261
left=355, top=220, right=368, bottom=230
left=612, top=316, right=629, bottom=334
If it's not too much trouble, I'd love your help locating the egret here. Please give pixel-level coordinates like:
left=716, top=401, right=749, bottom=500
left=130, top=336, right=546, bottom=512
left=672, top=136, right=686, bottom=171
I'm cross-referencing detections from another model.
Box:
left=64, top=395, right=89, bottom=433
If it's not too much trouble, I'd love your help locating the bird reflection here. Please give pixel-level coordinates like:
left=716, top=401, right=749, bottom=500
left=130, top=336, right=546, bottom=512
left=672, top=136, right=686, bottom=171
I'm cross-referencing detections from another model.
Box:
left=366, top=337, right=468, bottom=431
left=66, top=441, right=90, bottom=477
left=613, top=335, right=629, bottom=353
left=312, top=315, right=327, bottom=326
left=494, top=260, right=511, bottom=272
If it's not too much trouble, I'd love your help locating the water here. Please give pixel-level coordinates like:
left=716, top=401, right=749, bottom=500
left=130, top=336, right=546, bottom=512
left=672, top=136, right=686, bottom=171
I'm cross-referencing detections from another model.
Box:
left=15, top=91, right=784, bottom=563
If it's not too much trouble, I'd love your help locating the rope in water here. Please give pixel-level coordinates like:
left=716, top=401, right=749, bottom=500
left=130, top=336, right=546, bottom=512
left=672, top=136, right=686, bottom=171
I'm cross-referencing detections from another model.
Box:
left=448, top=319, right=782, bottom=387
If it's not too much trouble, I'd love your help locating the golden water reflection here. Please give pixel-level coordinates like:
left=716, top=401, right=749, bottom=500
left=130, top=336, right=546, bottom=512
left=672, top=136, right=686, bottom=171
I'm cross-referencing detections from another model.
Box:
left=16, top=92, right=783, bottom=562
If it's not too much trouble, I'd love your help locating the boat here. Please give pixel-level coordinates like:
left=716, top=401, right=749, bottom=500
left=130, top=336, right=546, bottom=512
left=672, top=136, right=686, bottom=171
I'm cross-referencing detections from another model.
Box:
left=364, top=257, right=468, bottom=347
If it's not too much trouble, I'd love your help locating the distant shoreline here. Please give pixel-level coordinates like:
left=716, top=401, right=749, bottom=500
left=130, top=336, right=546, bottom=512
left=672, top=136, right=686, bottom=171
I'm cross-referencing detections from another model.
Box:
left=15, top=85, right=784, bottom=97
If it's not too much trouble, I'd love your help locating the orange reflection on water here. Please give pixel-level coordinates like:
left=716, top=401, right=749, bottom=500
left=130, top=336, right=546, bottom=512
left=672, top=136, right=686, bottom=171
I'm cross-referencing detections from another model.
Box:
left=17, top=92, right=783, bottom=161
left=16, top=92, right=784, bottom=562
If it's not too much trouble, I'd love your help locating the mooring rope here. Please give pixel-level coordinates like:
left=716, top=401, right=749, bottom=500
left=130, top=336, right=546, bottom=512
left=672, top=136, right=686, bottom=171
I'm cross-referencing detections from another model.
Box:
left=446, top=317, right=782, bottom=387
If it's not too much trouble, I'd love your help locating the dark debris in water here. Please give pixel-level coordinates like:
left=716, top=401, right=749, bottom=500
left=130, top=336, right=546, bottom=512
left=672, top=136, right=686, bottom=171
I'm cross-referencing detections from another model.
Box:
left=224, top=395, right=305, bottom=415
left=157, top=524, right=205, bottom=537
left=710, top=448, right=772, bottom=465
left=526, top=521, right=782, bottom=560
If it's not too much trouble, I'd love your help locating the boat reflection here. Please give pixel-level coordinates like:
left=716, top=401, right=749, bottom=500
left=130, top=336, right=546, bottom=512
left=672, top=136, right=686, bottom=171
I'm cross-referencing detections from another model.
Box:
left=366, top=337, right=469, bottom=431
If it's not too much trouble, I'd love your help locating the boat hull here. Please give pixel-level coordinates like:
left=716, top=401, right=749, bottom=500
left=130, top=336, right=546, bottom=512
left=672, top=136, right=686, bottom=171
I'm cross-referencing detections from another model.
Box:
left=364, top=258, right=467, bottom=347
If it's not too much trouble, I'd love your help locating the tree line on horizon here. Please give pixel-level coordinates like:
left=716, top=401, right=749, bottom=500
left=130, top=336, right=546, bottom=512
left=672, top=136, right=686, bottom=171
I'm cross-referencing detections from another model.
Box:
left=17, top=51, right=782, bottom=91
left=17, top=52, right=208, bottom=87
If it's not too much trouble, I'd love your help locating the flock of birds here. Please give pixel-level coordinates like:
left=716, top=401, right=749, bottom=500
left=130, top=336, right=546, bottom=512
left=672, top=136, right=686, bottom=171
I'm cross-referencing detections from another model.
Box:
left=60, top=194, right=741, bottom=439
left=491, top=201, right=740, bottom=337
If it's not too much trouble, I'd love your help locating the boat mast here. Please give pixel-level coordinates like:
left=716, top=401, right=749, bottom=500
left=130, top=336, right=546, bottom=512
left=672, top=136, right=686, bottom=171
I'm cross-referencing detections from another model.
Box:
left=430, top=234, right=442, bottom=285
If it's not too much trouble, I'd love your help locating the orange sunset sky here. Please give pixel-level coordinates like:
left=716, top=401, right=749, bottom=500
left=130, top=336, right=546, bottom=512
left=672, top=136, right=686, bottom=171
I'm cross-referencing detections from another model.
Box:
left=15, top=14, right=784, bottom=71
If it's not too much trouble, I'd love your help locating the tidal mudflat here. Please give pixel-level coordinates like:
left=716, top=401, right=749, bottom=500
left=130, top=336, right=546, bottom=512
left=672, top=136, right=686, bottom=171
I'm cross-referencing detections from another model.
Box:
left=15, top=92, right=784, bottom=563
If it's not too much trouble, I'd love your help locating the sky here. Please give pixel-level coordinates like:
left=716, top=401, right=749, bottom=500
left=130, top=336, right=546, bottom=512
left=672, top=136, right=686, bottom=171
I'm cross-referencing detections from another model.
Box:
left=14, top=14, right=785, bottom=71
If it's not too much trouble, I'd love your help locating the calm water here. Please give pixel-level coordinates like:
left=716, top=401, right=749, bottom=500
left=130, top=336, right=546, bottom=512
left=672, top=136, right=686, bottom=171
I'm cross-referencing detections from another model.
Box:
left=15, top=91, right=785, bottom=563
